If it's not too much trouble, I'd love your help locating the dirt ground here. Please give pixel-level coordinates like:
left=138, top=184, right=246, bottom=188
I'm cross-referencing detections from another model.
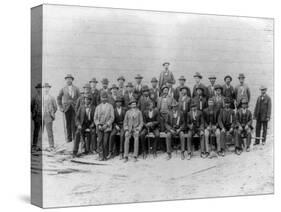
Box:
left=32, top=123, right=273, bottom=208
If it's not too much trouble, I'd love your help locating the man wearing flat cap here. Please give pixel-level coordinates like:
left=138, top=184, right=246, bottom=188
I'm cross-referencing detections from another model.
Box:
left=149, top=77, right=160, bottom=106
left=157, top=85, right=175, bottom=132
left=192, top=72, right=207, bottom=98
left=117, top=76, right=126, bottom=96
left=57, top=74, right=80, bottom=143
left=174, top=75, right=191, bottom=101
left=222, top=75, right=235, bottom=109
left=207, top=75, right=217, bottom=99
left=158, top=62, right=175, bottom=89
left=94, top=91, right=115, bottom=161
left=254, top=85, right=271, bottom=145
left=31, top=83, right=43, bottom=151
left=165, top=101, right=185, bottom=160
left=108, top=96, right=126, bottom=159
left=108, top=84, right=119, bottom=108
left=123, top=98, right=143, bottom=162
left=234, top=73, right=251, bottom=109
left=191, top=86, right=208, bottom=111
left=42, top=83, right=57, bottom=151
left=134, top=74, right=144, bottom=101
left=75, top=83, right=92, bottom=112
left=73, top=94, right=96, bottom=157
left=138, top=85, right=152, bottom=114
left=89, top=77, right=100, bottom=107
left=236, top=98, right=253, bottom=153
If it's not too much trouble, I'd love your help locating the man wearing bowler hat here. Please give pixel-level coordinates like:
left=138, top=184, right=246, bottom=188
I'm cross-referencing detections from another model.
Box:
left=31, top=83, right=43, bottom=151
left=108, top=96, right=126, bottom=159
left=165, top=101, right=185, bottom=160
left=117, top=76, right=126, bottom=96
left=174, top=75, right=191, bottom=101
left=222, top=75, right=235, bottom=109
left=192, top=72, right=207, bottom=98
left=75, top=83, right=92, bottom=112
left=89, top=77, right=100, bottom=107
left=207, top=75, right=217, bottom=99
left=254, top=85, right=272, bottom=145
left=94, top=91, right=115, bottom=161
left=158, top=62, right=175, bottom=89
left=157, top=85, right=174, bottom=132
left=149, top=77, right=160, bottom=106
left=234, top=73, right=251, bottom=109
left=73, top=94, right=96, bottom=157
left=123, top=98, right=143, bottom=162
left=134, top=74, right=144, bottom=101
left=42, top=83, right=57, bottom=151
left=57, top=74, right=80, bottom=143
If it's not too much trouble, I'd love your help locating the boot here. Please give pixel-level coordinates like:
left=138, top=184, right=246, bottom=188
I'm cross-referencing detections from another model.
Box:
left=181, top=152, right=185, bottom=160
left=124, top=156, right=128, bottom=163
left=133, top=156, right=138, bottom=162
left=119, top=153, right=124, bottom=160
left=186, top=152, right=191, bottom=160
left=166, top=153, right=172, bottom=160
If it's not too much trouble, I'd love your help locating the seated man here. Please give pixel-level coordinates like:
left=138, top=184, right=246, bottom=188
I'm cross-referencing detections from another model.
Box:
left=123, top=98, right=143, bottom=162
left=73, top=94, right=96, bottom=157
left=186, top=102, right=205, bottom=159
left=236, top=98, right=253, bottom=152
left=140, top=101, right=160, bottom=159
left=218, top=97, right=238, bottom=156
left=165, top=101, right=185, bottom=160
left=192, top=86, right=208, bottom=111
left=108, top=96, right=126, bottom=159
left=203, top=98, right=221, bottom=158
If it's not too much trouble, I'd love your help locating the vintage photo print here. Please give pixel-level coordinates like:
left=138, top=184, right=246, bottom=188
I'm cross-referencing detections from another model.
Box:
left=31, top=4, right=273, bottom=208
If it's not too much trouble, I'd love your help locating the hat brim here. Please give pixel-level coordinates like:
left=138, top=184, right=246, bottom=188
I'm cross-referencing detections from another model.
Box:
left=65, top=76, right=74, bottom=80
left=194, top=75, right=202, bottom=79
left=224, top=76, right=232, bottom=81
left=161, top=86, right=169, bottom=91
left=162, top=62, right=170, bottom=66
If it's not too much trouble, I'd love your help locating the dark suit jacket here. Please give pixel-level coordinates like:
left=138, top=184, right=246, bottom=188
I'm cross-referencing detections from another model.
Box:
left=254, top=94, right=272, bottom=121
left=134, top=84, right=144, bottom=101
left=75, top=105, right=95, bottom=128
left=203, top=107, right=220, bottom=128
left=192, top=83, right=207, bottom=98
left=143, top=109, right=160, bottom=130
left=57, top=85, right=80, bottom=112
left=186, top=110, right=204, bottom=131
left=91, top=88, right=100, bottom=107
left=113, top=107, right=126, bottom=128
left=174, top=85, right=191, bottom=101
left=149, top=87, right=160, bottom=106
left=192, top=96, right=208, bottom=111
left=138, top=95, right=152, bottom=113
left=218, top=109, right=236, bottom=130
left=165, top=110, right=185, bottom=131
left=236, top=109, right=253, bottom=128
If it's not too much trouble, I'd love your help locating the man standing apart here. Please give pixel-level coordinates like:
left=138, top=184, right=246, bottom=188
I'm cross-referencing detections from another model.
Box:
left=254, top=86, right=271, bottom=145
left=123, top=98, right=143, bottom=162
left=31, top=83, right=43, bottom=151
left=42, top=83, right=57, bottom=151
left=158, top=62, right=175, bottom=89
left=94, top=91, right=114, bottom=161
left=57, top=74, right=80, bottom=143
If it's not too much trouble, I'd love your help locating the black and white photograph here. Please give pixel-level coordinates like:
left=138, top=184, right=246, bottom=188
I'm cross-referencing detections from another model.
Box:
left=30, top=3, right=273, bottom=208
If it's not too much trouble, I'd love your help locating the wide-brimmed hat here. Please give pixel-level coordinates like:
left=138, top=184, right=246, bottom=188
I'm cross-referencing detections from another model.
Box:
left=214, top=84, right=223, bottom=91
left=193, top=72, right=203, bottom=79
left=89, top=77, right=98, bottom=83
left=43, top=83, right=51, bottom=88
left=178, top=76, right=186, bottom=81
left=162, top=62, right=170, bottom=66
left=142, top=85, right=150, bottom=92
left=195, top=86, right=204, bottom=92
left=117, top=76, right=125, bottom=81
left=110, top=84, right=119, bottom=90
left=260, top=85, right=267, bottom=90
left=83, top=83, right=91, bottom=89
left=161, top=85, right=169, bottom=91
left=224, top=75, right=232, bottom=81
left=180, top=86, right=189, bottom=92
left=238, top=73, right=245, bottom=79
left=35, top=83, right=42, bottom=89
left=151, top=77, right=158, bottom=83
left=208, top=75, right=216, bottom=79
left=65, top=74, right=74, bottom=80
left=135, top=74, right=143, bottom=79
left=126, top=82, right=134, bottom=88
left=128, top=98, right=137, bottom=105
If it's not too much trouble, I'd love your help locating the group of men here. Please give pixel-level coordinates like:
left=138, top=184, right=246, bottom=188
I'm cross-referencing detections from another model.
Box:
left=31, top=62, right=272, bottom=162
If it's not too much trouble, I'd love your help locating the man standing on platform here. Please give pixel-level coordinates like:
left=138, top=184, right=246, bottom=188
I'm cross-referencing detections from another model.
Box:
left=57, top=74, right=80, bottom=143
left=94, top=91, right=114, bottom=161
left=158, top=62, right=175, bottom=89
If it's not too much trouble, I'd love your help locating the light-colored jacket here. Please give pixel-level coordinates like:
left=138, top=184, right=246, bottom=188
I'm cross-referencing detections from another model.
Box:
left=123, top=108, right=143, bottom=133
left=94, top=102, right=114, bottom=132
left=43, top=94, right=57, bottom=123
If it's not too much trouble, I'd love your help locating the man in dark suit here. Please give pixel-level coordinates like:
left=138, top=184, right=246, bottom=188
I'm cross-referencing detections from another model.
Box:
left=117, top=76, right=126, bottom=96
left=75, top=83, right=92, bottom=112
left=236, top=98, right=253, bottom=152
left=31, top=83, right=43, bottom=151
left=89, top=77, right=100, bottom=107
left=100, top=78, right=111, bottom=95
left=213, top=84, right=225, bottom=112
left=73, top=94, right=96, bottom=157
left=138, top=85, right=151, bottom=113
left=206, top=75, right=217, bottom=99
left=222, top=75, right=235, bottom=109
left=134, top=74, right=144, bottom=101
left=108, top=96, right=126, bottom=159
left=108, top=84, right=119, bottom=108
left=234, top=73, right=251, bottom=109
left=140, top=101, right=160, bottom=158
left=123, top=82, right=136, bottom=109
left=178, top=86, right=191, bottom=122
left=165, top=102, right=185, bottom=160
left=149, top=77, right=160, bottom=107
left=192, top=86, right=208, bottom=111
left=186, top=102, right=205, bottom=159
left=254, top=86, right=272, bottom=145
left=174, top=75, right=191, bottom=101
left=57, top=74, right=80, bottom=142
left=218, top=97, right=238, bottom=155
left=192, top=72, right=207, bottom=98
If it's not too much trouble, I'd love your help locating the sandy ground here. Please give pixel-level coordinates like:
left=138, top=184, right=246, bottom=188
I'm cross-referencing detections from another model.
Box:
left=31, top=124, right=274, bottom=208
